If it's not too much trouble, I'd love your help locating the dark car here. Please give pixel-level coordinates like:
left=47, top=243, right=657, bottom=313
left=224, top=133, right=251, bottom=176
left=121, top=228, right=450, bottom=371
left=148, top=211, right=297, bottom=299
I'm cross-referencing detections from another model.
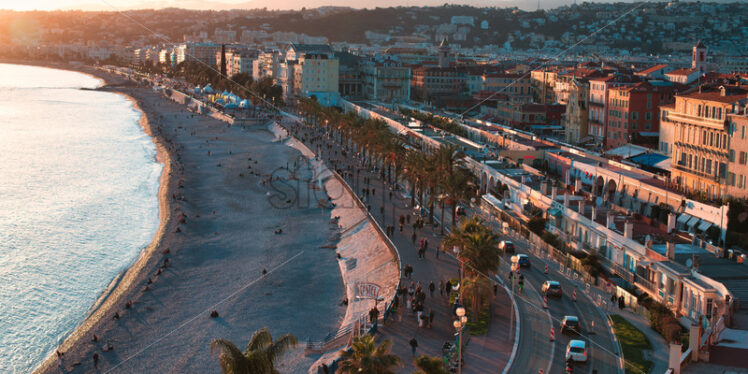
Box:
left=561, top=315, right=581, bottom=335
left=499, top=240, right=515, bottom=254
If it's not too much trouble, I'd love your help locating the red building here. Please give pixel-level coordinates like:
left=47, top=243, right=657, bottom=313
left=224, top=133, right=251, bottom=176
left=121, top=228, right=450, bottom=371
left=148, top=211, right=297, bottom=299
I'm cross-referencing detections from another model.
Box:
left=605, top=81, right=676, bottom=149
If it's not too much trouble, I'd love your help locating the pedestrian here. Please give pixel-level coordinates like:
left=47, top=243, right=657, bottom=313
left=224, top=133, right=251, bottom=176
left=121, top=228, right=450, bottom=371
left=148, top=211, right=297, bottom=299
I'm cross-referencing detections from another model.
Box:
left=435, top=247, right=440, bottom=258
left=417, top=309, right=424, bottom=327
left=411, top=231, right=417, bottom=244
left=429, top=281, right=435, bottom=297
left=445, top=279, right=452, bottom=295
left=494, top=283, right=498, bottom=295
left=409, top=337, right=418, bottom=356
left=406, top=214, right=411, bottom=224
left=439, top=280, right=444, bottom=296
left=93, top=352, right=99, bottom=367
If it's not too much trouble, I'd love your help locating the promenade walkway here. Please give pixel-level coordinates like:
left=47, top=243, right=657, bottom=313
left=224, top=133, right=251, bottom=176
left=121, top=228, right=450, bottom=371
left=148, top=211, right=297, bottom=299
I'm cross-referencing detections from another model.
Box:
left=285, top=119, right=514, bottom=373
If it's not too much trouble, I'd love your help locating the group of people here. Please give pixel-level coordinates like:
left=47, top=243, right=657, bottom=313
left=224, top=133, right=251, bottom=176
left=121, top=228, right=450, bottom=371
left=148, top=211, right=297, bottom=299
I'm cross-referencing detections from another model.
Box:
left=393, top=281, right=435, bottom=328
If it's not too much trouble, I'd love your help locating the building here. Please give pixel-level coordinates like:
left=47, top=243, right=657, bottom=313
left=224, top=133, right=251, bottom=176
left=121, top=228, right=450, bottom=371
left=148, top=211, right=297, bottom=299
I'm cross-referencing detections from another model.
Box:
left=605, top=81, right=675, bottom=149
left=564, top=79, right=590, bottom=145
left=531, top=67, right=563, bottom=104
left=335, top=51, right=364, bottom=99
left=727, top=104, right=748, bottom=198
left=665, top=68, right=702, bottom=85
left=176, top=42, right=220, bottom=65
left=588, top=74, right=638, bottom=145
left=635, top=64, right=674, bottom=80
left=437, top=37, right=450, bottom=69
left=692, top=40, right=707, bottom=73
left=482, top=72, right=532, bottom=103
left=663, top=86, right=748, bottom=199
left=253, top=50, right=281, bottom=82
left=410, top=66, right=468, bottom=101
left=362, top=56, right=411, bottom=102
left=292, top=53, right=340, bottom=105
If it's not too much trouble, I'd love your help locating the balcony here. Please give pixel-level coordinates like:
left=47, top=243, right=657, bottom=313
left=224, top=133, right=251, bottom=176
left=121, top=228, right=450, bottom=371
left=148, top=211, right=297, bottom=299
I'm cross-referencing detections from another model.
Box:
left=667, top=111, right=728, bottom=129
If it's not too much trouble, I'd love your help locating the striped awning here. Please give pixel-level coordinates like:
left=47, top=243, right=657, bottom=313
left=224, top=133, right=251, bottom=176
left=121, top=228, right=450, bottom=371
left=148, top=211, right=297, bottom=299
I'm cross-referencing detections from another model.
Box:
left=686, top=215, right=700, bottom=229
left=697, top=220, right=712, bottom=232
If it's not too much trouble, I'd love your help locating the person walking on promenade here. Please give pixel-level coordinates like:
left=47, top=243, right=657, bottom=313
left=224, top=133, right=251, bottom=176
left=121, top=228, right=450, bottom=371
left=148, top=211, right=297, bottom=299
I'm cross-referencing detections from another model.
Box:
left=439, top=280, right=444, bottom=296
left=411, top=231, right=417, bottom=244
left=428, top=281, right=435, bottom=297
left=409, top=337, right=418, bottom=356
left=429, top=308, right=435, bottom=328
left=445, top=279, right=451, bottom=296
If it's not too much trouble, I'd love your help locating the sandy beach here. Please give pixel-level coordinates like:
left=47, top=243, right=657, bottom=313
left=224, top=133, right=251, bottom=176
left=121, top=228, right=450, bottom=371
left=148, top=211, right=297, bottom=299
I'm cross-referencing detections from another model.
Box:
left=32, top=68, right=354, bottom=373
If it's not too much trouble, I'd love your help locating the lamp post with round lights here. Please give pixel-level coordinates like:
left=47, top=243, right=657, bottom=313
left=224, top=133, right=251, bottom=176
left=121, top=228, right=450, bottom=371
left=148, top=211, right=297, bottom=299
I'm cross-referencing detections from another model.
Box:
left=454, top=306, right=468, bottom=374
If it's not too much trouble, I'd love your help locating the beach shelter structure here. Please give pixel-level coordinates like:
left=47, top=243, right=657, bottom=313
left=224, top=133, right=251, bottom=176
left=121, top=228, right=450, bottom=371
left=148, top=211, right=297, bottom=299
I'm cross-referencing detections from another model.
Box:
left=203, top=84, right=214, bottom=93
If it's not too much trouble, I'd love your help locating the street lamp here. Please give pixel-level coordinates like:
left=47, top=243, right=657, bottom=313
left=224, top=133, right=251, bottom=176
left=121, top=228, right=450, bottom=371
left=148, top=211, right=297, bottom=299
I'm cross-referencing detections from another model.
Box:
left=453, top=307, right=468, bottom=374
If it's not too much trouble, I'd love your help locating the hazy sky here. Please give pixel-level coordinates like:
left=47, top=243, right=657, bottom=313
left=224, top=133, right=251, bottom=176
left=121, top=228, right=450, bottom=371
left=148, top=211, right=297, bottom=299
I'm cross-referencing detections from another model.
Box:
left=0, top=0, right=647, bottom=12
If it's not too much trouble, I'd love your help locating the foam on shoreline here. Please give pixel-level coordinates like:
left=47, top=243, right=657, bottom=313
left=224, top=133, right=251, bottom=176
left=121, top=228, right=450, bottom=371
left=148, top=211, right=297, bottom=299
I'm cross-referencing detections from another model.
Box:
left=33, top=72, right=176, bottom=374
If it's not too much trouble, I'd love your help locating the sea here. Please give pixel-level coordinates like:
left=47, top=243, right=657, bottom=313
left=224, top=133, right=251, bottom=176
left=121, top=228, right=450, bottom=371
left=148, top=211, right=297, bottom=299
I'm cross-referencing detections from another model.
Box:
left=0, top=63, right=162, bottom=373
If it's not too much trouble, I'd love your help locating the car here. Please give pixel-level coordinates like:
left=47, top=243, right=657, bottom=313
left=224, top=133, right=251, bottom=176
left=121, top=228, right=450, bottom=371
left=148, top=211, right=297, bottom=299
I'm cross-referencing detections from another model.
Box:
left=565, top=340, right=587, bottom=363
left=561, top=315, right=581, bottom=334
left=499, top=240, right=515, bottom=254
left=511, top=254, right=530, bottom=268
left=542, top=280, right=563, bottom=297
left=456, top=205, right=466, bottom=216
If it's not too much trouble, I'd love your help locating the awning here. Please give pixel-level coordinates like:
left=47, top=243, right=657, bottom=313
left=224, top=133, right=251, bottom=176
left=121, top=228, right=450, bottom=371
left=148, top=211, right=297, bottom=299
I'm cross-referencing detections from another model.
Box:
left=697, top=220, right=712, bottom=232
left=677, top=214, right=691, bottom=224
left=686, top=215, right=700, bottom=229
left=547, top=208, right=562, bottom=217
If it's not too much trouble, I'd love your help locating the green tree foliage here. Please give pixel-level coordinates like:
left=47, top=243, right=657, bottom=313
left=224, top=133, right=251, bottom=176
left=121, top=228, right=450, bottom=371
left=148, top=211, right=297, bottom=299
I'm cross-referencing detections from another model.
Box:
left=210, top=328, right=298, bottom=374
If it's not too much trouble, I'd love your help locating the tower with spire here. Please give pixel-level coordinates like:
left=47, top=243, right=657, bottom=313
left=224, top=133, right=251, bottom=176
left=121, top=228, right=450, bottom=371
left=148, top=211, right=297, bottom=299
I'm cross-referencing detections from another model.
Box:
left=692, top=40, right=707, bottom=73
left=438, top=37, right=450, bottom=69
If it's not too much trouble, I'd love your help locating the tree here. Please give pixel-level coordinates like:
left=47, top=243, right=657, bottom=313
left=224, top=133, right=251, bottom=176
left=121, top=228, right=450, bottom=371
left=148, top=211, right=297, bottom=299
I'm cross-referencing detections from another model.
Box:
left=338, top=334, right=402, bottom=374
left=413, top=355, right=448, bottom=374
left=527, top=216, right=546, bottom=236
left=442, top=216, right=500, bottom=321
left=440, top=167, right=476, bottom=231
left=210, top=328, right=298, bottom=374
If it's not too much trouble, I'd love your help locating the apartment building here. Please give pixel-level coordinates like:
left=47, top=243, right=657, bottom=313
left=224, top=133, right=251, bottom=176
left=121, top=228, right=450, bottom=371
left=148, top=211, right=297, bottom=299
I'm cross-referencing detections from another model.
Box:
left=727, top=106, right=748, bottom=198
left=292, top=53, right=339, bottom=105
left=663, top=86, right=748, bottom=199
left=588, top=75, right=638, bottom=144
left=564, top=79, right=590, bottom=145
left=605, top=81, right=675, bottom=149
left=175, top=42, right=220, bottom=65
left=362, top=56, right=411, bottom=102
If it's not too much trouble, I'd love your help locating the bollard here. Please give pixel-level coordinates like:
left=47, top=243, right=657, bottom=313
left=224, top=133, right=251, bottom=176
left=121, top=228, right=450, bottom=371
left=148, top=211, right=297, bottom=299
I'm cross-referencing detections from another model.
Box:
left=591, top=320, right=596, bottom=334
left=543, top=296, right=548, bottom=309
left=573, top=290, right=577, bottom=302
left=544, top=263, right=548, bottom=274
left=550, top=327, right=555, bottom=341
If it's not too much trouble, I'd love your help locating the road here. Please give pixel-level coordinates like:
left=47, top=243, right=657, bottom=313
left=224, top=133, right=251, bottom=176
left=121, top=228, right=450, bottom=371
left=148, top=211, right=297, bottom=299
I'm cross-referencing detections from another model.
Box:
left=497, top=228, right=624, bottom=374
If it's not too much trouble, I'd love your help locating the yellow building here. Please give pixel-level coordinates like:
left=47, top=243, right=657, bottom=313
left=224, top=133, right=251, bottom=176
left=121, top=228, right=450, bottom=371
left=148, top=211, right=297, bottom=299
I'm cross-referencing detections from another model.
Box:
left=662, top=86, right=748, bottom=199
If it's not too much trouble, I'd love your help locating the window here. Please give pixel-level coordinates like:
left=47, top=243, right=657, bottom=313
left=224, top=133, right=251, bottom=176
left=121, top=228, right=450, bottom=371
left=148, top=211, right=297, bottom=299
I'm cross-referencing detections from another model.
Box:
left=706, top=159, right=712, bottom=174
left=729, top=172, right=736, bottom=186
left=703, top=130, right=708, bottom=145
left=645, top=112, right=652, bottom=120
left=743, top=126, right=746, bottom=139
left=741, top=151, right=748, bottom=165
left=730, top=150, right=736, bottom=162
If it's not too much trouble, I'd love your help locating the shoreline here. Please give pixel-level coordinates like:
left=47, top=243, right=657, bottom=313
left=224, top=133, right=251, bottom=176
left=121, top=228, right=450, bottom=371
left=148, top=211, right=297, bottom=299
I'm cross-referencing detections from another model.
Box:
left=33, top=65, right=178, bottom=374
left=21, top=60, right=398, bottom=373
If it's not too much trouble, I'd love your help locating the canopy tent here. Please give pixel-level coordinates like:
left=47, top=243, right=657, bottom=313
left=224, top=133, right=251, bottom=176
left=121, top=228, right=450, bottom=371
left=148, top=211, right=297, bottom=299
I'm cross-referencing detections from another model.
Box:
left=239, top=99, right=250, bottom=108
left=225, top=102, right=239, bottom=109
left=194, top=86, right=202, bottom=94
left=203, top=84, right=214, bottom=93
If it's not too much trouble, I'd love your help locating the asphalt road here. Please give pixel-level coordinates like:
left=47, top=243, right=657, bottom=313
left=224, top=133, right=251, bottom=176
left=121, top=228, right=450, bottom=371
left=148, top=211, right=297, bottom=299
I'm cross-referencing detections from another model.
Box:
left=501, top=231, right=623, bottom=374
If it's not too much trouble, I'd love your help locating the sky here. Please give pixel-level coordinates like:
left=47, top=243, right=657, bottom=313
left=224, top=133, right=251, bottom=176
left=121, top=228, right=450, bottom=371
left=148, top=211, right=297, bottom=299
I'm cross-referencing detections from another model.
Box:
left=0, top=0, right=651, bottom=12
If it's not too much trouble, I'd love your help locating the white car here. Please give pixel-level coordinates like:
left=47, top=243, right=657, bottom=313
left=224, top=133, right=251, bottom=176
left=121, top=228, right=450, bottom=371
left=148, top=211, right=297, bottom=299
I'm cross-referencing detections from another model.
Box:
left=566, top=339, right=587, bottom=363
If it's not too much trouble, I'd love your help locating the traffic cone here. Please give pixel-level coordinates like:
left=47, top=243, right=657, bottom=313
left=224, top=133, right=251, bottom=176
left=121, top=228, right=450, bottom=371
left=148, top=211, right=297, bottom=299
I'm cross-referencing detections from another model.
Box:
left=550, top=327, right=555, bottom=341
left=543, top=296, right=548, bottom=309
left=544, top=263, right=548, bottom=274
left=573, top=290, right=577, bottom=302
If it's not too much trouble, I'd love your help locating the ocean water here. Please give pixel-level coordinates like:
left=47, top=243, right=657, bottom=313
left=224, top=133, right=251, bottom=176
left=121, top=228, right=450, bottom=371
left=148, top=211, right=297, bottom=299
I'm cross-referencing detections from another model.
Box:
left=0, top=63, right=162, bottom=373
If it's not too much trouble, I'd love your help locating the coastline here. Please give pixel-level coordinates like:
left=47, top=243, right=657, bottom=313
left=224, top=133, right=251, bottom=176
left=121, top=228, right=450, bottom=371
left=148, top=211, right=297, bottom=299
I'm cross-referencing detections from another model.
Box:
left=22, top=61, right=398, bottom=373
left=33, top=66, right=178, bottom=374
left=31, top=64, right=346, bottom=373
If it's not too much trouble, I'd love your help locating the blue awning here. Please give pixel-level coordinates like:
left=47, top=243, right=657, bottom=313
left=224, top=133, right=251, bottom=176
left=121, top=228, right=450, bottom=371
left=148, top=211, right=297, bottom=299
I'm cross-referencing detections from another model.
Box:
left=547, top=208, right=562, bottom=217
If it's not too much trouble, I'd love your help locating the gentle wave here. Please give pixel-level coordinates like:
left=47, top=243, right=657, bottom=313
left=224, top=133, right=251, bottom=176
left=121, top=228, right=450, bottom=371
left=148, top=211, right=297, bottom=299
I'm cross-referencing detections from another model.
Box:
left=0, top=63, right=161, bottom=373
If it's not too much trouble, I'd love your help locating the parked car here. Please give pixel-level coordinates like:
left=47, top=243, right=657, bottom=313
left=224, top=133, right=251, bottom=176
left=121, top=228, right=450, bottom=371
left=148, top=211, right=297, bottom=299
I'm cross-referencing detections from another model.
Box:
left=561, top=315, right=581, bottom=335
left=542, top=280, right=563, bottom=297
left=511, top=254, right=530, bottom=268
left=499, top=240, right=515, bottom=254
left=456, top=205, right=466, bottom=216
left=565, top=340, right=588, bottom=363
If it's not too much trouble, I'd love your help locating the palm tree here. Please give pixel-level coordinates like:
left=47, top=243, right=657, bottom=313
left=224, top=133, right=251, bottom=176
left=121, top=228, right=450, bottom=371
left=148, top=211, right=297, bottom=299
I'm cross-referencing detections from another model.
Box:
left=440, top=167, right=476, bottom=231
left=441, top=216, right=500, bottom=322
left=338, top=334, right=402, bottom=374
left=210, top=328, right=298, bottom=374
left=413, top=355, right=448, bottom=374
